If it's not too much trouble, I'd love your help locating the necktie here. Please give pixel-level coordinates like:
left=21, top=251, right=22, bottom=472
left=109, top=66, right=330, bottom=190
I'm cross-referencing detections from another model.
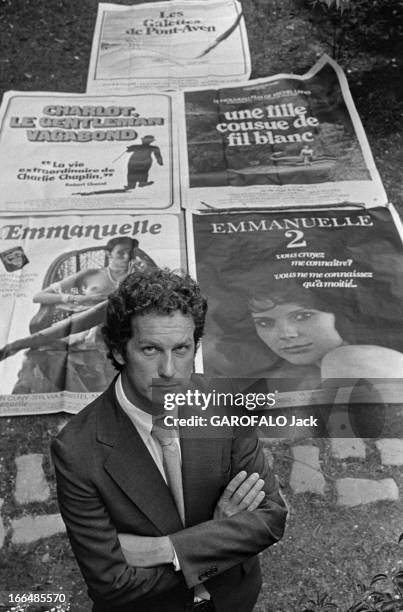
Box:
left=152, top=421, right=211, bottom=603
left=152, top=421, right=185, bottom=525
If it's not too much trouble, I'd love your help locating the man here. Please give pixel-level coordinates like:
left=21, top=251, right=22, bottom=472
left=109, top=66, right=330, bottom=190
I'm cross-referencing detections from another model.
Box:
left=51, top=268, right=287, bottom=612
left=124, top=135, right=163, bottom=189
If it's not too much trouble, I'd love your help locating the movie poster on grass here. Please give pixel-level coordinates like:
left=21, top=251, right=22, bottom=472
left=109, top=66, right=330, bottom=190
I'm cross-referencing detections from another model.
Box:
left=186, top=204, right=403, bottom=408
left=0, top=91, right=179, bottom=214
left=180, top=55, right=387, bottom=210
left=87, top=0, right=251, bottom=94
left=0, top=213, right=183, bottom=416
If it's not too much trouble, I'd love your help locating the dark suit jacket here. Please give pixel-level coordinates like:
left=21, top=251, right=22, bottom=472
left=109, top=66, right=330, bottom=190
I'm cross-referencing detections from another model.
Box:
left=51, top=381, right=287, bottom=612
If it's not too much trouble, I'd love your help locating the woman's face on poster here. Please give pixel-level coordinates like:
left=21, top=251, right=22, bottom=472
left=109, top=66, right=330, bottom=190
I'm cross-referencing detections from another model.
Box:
left=251, top=302, right=344, bottom=365
left=109, top=243, right=132, bottom=270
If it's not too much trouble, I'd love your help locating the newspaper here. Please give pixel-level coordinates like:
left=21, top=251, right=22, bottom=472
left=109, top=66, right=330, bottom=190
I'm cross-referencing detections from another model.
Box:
left=0, top=213, right=184, bottom=415
left=0, top=91, right=179, bottom=215
left=86, top=0, right=251, bottom=93
left=186, top=204, right=403, bottom=408
left=179, top=55, right=387, bottom=210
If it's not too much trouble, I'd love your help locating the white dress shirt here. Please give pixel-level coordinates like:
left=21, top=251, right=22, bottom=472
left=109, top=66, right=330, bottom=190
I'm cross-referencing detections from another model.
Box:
left=115, top=374, right=181, bottom=481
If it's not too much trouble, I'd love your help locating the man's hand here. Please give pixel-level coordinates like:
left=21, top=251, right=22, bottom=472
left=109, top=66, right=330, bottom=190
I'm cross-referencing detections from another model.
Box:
left=118, top=534, right=174, bottom=568
left=213, top=471, right=265, bottom=520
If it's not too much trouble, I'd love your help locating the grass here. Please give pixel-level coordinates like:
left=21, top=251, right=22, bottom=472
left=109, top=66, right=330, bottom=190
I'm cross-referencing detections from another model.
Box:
left=1, top=1, right=403, bottom=610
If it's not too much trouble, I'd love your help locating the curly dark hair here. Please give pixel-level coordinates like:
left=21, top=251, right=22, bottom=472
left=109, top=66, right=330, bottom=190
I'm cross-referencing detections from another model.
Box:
left=102, top=268, right=208, bottom=370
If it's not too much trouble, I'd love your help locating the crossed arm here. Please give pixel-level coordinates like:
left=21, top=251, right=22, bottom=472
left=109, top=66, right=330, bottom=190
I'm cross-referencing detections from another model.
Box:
left=119, top=470, right=266, bottom=568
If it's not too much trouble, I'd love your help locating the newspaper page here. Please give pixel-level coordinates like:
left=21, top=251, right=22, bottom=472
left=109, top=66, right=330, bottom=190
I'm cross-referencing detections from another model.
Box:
left=180, top=55, right=387, bottom=210
left=0, top=91, right=179, bottom=215
left=0, top=213, right=184, bottom=416
left=86, top=0, right=251, bottom=93
left=186, top=204, right=403, bottom=409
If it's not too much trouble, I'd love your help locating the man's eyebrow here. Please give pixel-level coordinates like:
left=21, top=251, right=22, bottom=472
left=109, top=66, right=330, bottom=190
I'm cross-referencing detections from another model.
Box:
left=137, top=338, right=161, bottom=346
left=137, top=337, right=193, bottom=348
left=173, top=339, right=192, bottom=347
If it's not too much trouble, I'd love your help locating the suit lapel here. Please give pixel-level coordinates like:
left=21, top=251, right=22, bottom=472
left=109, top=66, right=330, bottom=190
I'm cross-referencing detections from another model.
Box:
left=97, top=384, right=183, bottom=534
left=180, top=418, right=224, bottom=527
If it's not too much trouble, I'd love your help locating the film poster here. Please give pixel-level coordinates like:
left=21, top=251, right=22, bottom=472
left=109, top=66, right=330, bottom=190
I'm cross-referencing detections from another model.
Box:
left=0, top=91, right=179, bottom=215
left=86, top=0, right=251, bottom=93
left=187, top=204, right=403, bottom=409
left=180, top=56, right=387, bottom=210
left=0, top=213, right=183, bottom=415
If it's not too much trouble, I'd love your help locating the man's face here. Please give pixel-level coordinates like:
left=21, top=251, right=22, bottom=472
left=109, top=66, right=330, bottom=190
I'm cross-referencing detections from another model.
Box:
left=114, top=311, right=196, bottom=413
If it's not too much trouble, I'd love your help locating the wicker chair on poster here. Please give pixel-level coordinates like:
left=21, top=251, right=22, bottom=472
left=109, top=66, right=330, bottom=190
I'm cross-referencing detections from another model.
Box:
left=29, top=246, right=109, bottom=334
left=12, top=243, right=156, bottom=394
left=28, top=243, right=156, bottom=334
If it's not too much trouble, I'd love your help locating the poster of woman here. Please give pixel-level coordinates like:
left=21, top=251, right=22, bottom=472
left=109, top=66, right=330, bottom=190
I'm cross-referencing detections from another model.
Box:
left=0, top=212, right=183, bottom=415
left=186, top=204, right=403, bottom=407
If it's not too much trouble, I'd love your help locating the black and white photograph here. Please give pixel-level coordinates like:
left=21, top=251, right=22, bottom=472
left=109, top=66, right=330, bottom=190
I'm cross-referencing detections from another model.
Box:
left=0, top=1, right=402, bottom=612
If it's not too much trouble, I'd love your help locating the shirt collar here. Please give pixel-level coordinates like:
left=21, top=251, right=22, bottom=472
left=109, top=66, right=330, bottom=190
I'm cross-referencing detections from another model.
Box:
left=115, top=374, right=154, bottom=438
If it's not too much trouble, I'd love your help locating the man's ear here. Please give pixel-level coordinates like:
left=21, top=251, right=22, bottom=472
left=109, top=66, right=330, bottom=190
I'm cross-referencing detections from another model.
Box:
left=113, top=349, right=125, bottom=367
